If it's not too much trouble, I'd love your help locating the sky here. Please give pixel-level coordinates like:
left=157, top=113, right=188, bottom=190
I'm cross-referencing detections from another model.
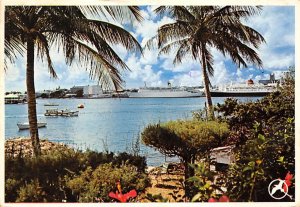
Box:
left=4, top=6, right=295, bottom=92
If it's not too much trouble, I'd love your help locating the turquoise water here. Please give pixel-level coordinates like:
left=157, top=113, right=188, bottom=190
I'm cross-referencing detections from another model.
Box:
left=5, top=97, right=258, bottom=166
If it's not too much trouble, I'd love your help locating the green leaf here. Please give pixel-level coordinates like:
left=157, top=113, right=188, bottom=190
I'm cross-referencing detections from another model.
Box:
left=248, top=161, right=255, bottom=168
left=277, top=156, right=284, bottom=163
left=243, top=166, right=252, bottom=172
left=191, top=193, right=201, bottom=202
left=257, top=169, right=264, bottom=175
left=258, top=134, right=265, bottom=142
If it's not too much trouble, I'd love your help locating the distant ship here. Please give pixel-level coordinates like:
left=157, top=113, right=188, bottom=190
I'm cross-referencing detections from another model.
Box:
left=128, top=85, right=204, bottom=98
left=210, top=79, right=278, bottom=97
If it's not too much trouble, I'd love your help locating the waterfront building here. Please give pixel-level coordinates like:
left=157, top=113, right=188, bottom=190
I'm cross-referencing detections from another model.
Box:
left=5, top=92, right=27, bottom=104
left=83, top=85, right=106, bottom=98
left=70, top=86, right=85, bottom=94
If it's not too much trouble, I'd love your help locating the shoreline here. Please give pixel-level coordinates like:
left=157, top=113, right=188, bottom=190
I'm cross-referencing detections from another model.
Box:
left=5, top=137, right=71, bottom=157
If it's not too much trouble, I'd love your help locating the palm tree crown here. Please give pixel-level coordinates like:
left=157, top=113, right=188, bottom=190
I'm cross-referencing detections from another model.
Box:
left=147, top=6, right=265, bottom=118
left=5, top=6, right=143, bottom=90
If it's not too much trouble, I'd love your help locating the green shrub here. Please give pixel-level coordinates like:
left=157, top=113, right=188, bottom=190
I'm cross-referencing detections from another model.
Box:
left=226, top=119, right=295, bottom=202
left=16, top=179, right=47, bottom=202
left=65, top=163, right=150, bottom=202
left=215, top=78, right=295, bottom=201
left=5, top=147, right=148, bottom=202
left=141, top=120, right=229, bottom=199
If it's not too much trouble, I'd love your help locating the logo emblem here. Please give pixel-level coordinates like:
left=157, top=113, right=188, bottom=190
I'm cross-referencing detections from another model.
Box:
left=268, top=179, right=292, bottom=200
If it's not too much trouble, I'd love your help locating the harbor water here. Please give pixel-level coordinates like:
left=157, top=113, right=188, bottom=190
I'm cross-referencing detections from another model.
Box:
left=5, top=97, right=259, bottom=166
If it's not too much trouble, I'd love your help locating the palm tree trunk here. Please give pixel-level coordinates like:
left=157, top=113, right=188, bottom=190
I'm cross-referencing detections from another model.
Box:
left=200, top=47, right=214, bottom=120
left=26, top=36, right=41, bottom=157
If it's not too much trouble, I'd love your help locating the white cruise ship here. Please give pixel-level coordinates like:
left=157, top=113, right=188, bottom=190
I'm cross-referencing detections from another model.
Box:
left=128, top=86, right=204, bottom=98
left=210, top=79, right=278, bottom=97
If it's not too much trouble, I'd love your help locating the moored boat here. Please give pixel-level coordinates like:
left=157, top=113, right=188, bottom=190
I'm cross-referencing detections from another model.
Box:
left=44, top=103, right=59, bottom=106
left=44, top=109, right=79, bottom=117
left=17, top=122, right=47, bottom=130
left=77, top=104, right=84, bottom=108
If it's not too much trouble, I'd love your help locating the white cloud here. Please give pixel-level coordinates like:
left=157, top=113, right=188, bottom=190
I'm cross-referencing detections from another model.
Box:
left=248, top=6, right=295, bottom=70
left=5, top=62, right=20, bottom=82
left=210, top=61, right=232, bottom=86
left=124, top=54, right=163, bottom=88
left=172, top=71, right=202, bottom=87
left=140, top=48, right=159, bottom=65
left=135, top=15, right=174, bottom=47
left=260, top=52, right=294, bottom=69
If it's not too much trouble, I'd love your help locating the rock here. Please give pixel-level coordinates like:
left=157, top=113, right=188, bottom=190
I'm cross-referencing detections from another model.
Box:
left=5, top=137, right=71, bottom=157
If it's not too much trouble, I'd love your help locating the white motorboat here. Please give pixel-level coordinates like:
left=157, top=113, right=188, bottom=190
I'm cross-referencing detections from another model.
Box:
left=17, top=122, right=47, bottom=130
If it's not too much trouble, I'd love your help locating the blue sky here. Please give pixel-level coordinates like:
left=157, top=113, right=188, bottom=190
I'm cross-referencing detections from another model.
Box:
left=4, top=6, right=295, bottom=92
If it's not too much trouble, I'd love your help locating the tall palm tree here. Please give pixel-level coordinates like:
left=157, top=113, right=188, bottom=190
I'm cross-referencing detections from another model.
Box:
left=5, top=6, right=143, bottom=157
left=147, top=6, right=265, bottom=119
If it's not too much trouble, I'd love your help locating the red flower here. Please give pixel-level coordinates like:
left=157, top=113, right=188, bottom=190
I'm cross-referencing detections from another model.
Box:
left=283, top=171, right=293, bottom=192
left=208, top=198, right=217, bottom=202
left=208, top=195, right=230, bottom=202
left=108, top=190, right=137, bottom=203
left=219, top=195, right=230, bottom=202
left=108, top=181, right=137, bottom=202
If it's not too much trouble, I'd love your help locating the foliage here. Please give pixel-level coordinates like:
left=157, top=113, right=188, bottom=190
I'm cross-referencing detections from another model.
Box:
left=187, top=163, right=225, bottom=202
left=226, top=119, right=295, bottom=202
left=16, top=179, right=47, bottom=202
left=216, top=79, right=295, bottom=201
left=5, top=147, right=148, bottom=202
left=65, top=163, right=150, bottom=202
left=142, top=120, right=229, bottom=162
left=141, top=120, right=229, bottom=199
left=215, top=80, right=294, bottom=146
left=146, top=6, right=265, bottom=118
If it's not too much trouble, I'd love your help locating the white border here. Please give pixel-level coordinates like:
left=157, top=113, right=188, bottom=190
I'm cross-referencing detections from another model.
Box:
left=0, top=0, right=299, bottom=207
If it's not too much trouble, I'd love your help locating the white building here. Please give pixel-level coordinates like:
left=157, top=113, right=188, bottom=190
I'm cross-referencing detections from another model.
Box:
left=83, top=85, right=104, bottom=97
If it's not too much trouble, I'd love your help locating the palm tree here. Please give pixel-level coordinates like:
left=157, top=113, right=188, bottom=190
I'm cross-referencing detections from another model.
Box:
left=5, top=6, right=143, bottom=157
left=146, top=6, right=265, bottom=119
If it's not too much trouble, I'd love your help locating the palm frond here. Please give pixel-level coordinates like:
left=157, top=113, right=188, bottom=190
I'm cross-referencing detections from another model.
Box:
left=144, top=35, right=158, bottom=51
left=157, top=21, right=192, bottom=48
left=80, top=6, right=143, bottom=23
left=35, top=33, right=58, bottom=78
left=155, top=6, right=195, bottom=22
left=75, top=40, right=123, bottom=90
left=86, top=19, right=142, bottom=54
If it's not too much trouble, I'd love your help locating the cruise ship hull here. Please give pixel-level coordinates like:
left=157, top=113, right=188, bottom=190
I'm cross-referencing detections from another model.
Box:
left=128, top=90, right=204, bottom=98
left=210, top=91, right=272, bottom=97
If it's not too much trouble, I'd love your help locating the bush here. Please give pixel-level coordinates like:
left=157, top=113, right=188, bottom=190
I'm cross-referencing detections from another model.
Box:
left=226, top=119, right=295, bottom=202
left=65, top=163, right=150, bottom=202
left=141, top=120, right=229, bottom=199
left=216, top=78, right=295, bottom=201
left=16, top=180, right=47, bottom=202
left=5, top=147, right=148, bottom=202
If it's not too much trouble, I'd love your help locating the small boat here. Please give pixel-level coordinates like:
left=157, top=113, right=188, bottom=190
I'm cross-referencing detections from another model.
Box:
left=61, top=110, right=79, bottom=117
left=17, top=122, right=47, bottom=130
left=44, top=103, right=59, bottom=106
left=44, top=108, right=79, bottom=117
left=77, top=104, right=84, bottom=108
